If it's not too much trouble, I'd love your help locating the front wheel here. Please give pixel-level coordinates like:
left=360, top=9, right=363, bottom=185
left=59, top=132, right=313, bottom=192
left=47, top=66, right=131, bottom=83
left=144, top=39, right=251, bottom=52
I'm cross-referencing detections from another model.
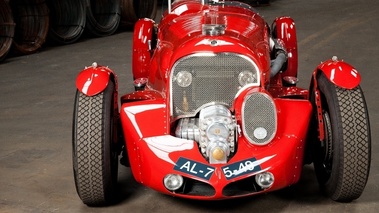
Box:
left=72, top=81, right=119, bottom=206
left=312, top=73, right=371, bottom=202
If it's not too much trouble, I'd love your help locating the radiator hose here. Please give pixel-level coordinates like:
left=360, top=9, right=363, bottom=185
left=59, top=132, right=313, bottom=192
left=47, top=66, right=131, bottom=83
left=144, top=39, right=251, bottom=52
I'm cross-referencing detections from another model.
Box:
left=270, top=52, right=287, bottom=77
left=270, top=38, right=288, bottom=77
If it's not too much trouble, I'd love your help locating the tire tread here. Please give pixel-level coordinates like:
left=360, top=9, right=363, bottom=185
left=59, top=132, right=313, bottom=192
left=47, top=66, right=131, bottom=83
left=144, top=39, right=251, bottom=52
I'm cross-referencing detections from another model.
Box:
left=75, top=92, right=106, bottom=205
left=314, top=73, right=371, bottom=202
left=332, top=86, right=370, bottom=201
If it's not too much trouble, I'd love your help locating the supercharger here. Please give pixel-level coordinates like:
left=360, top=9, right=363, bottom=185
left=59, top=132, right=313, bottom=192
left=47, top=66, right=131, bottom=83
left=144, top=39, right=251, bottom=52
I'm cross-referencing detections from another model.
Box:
left=175, top=105, right=237, bottom=164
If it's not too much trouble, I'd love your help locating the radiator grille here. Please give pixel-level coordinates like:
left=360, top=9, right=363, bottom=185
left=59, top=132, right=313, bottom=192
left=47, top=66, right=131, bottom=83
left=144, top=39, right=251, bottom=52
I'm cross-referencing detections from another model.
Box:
left=171, top=53, right=259, bottom=118
left=242, top=92, right=276, bottom=145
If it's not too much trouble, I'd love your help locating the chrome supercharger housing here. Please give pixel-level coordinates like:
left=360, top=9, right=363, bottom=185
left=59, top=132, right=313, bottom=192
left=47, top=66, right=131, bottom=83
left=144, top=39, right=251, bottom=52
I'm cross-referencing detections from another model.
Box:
left=175, top=105, right=237, bottom=164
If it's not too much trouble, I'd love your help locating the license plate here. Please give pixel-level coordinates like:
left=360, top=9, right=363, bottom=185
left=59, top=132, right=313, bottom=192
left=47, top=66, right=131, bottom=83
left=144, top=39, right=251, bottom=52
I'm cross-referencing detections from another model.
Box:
left=174, top=157, right=215, bottom=180
left=221, top=157, right=262, bottom=180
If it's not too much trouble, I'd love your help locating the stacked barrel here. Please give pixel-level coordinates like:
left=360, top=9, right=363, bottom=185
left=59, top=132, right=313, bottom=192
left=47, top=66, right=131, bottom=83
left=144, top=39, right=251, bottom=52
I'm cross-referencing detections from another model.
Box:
left=0, top=0, right=15, bottom=61
left=0, top=0, right=157, bottom=62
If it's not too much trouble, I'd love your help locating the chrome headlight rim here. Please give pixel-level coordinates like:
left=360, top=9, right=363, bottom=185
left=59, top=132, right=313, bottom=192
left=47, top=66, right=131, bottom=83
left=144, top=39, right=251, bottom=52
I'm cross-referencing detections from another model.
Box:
left=175, top=70, right=193, bottom=87
left=163, top=174, right=184, bottom=191
left=238, top=70, right=257, bottom=87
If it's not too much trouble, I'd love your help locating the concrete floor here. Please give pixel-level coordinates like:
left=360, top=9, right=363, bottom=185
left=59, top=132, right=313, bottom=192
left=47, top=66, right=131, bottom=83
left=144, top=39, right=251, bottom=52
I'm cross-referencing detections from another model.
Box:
left=1, top=0, right=378, bottom=212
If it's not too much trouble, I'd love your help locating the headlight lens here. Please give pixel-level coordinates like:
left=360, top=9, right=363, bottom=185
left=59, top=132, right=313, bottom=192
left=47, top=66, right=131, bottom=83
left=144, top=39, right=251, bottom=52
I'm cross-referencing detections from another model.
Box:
left=253, top=127, right=268, bottom=140
left=175, top=71, right=192, bottom=87
left=163, top=174, right=183, bottom=191
left=238, top=70, right=256, bottom=86
left=255, top=172, right=274, bottom=189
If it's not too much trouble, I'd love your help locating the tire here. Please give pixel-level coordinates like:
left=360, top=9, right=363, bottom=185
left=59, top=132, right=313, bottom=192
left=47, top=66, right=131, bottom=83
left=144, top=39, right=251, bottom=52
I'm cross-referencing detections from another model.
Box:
left=312, top=72, right=371, bottom=202
left=72, top=81, right=119, bottom=206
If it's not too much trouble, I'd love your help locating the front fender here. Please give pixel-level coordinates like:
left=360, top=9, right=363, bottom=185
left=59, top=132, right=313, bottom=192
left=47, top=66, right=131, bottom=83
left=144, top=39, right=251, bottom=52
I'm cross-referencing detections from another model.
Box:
left=315, top=57, right=361, bottom=89
left=133, top=18, right=155, bottom=79
left=272, top=16, right=298, bottom=78
left=76, top=63, right=117, bottom=96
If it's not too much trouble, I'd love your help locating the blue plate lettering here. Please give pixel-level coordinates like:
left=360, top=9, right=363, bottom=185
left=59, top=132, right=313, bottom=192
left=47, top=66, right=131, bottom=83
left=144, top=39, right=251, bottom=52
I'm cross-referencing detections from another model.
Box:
left=222, top=157, right=262, bottom=180
left=174, top=157, right=215, bottom=180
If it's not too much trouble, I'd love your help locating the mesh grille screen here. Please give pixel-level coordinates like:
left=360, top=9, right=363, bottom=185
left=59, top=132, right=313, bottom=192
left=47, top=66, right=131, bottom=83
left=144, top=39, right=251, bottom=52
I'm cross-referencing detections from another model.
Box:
left=171, top=53, right=258, bottom=117
left=243, top=93, right=276, bottom=144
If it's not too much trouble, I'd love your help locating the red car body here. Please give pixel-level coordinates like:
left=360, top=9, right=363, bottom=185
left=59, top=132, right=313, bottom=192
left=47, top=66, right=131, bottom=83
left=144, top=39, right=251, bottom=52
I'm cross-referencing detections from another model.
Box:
left=123, top=1, right=311, bottom=199
left=74, top=0, right=370, bottom=205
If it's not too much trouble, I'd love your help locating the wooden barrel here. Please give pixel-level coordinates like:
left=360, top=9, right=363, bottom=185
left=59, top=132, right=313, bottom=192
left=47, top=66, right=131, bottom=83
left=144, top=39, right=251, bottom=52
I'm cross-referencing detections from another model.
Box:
left=85, top=0, right=121, bottom=37
left=10, top=0, right=50, bottom=55
left=121, top=0, right=157, bottom=26
left=0, top=0, right=15, bottom=61
left=46, top=0, right=86, bottom=44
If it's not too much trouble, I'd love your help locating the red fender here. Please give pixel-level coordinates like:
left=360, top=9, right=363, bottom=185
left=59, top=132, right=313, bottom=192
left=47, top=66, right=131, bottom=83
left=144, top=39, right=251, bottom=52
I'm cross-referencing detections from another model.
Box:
left=133, top=18, right=155, bottom=79
left=272, top=17, right=298, bottom=78
left=316, top=57, right=361, bottom=89
left=76, top=63, right=117, bottom=96
left=310, top=57, right=361, bottom=141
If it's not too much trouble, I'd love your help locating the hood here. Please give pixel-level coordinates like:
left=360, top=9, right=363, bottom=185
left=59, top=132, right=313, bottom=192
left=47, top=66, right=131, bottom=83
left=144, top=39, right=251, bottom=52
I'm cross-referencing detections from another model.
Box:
left=157, top=0, right=270, bottom=69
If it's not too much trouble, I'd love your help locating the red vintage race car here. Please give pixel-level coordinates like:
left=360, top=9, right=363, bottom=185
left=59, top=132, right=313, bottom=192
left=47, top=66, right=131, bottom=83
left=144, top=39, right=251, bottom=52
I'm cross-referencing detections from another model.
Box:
left=72, top=0, right=371, bottom=206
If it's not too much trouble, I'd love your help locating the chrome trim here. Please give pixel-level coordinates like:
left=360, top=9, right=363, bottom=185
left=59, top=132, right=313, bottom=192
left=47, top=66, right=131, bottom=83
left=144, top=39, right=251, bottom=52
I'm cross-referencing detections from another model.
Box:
left=202, top=24, right=226, bottom=36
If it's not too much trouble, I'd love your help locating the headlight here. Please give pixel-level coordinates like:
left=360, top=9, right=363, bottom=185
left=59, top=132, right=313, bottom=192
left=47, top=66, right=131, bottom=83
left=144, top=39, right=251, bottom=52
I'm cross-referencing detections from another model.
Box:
left=238, top=70, right=256, bottom=86
left=253, top=127, right=268, bottom=140
left=164, top=174, right=183, bottom=191
left=175, top=70, right=192, bottom=87
left=255, top=172, right=274, bottom=189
